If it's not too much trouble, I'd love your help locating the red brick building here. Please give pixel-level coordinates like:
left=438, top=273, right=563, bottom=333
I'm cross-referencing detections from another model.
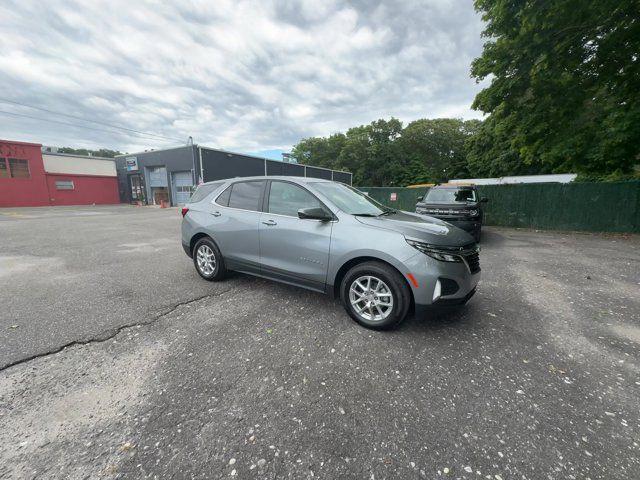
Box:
left=0, top=139, right=119, bottom=208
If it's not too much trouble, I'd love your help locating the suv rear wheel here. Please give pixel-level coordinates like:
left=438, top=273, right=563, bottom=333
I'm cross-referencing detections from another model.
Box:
left=340, top=261, right=411, bottom=330
left=193, top=237, right=227, bottom=281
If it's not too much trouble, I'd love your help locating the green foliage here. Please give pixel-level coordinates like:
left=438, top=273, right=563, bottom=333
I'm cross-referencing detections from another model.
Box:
left=470, top=0, right=640, bottom=178
left=57, top=147, right=122, bottom=158
left=292, top=117, right=480, bottom=186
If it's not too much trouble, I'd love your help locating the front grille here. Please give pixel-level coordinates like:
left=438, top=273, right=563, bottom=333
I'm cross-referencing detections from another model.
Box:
left=462, top=250, right=480, bottom=273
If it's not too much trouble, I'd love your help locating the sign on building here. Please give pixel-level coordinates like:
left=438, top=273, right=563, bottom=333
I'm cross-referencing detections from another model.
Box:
left=125, top=157, right=138, bottom=171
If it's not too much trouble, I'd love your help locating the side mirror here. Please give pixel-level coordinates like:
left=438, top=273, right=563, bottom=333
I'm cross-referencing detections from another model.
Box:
left=481, top=197, right=488, bottom=203
left=298, top=207, right=333, bottom=221
left=416, top=195, right=423, bottom=201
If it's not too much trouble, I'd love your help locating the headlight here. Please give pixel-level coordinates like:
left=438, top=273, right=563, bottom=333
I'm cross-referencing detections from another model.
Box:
left=406, top=239, right=463, bottom=263
left=468, top=209, right=478, bottom=217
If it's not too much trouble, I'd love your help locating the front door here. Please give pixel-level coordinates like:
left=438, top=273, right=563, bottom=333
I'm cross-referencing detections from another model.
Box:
left=259, top=180, right=332, bottom=291
left=129, top=174, right=145, bottom=203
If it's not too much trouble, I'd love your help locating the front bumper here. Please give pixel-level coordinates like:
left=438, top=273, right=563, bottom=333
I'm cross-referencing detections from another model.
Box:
left=402, top=251, right=481, bottom=311
left=413, top=288, right=476, bottom=317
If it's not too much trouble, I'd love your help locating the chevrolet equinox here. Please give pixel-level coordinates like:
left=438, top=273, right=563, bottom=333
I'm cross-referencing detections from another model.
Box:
left=181, top=177, right=480, bottom=329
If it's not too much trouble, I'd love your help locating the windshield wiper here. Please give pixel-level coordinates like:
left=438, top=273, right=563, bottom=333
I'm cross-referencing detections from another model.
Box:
left=352, top=213, right=379, bottom=217
left=378, top=209, right=398, bottom=216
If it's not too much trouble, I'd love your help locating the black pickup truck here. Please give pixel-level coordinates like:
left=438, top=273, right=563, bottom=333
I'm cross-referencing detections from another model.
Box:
left=415, top=184, right=487, bottom=242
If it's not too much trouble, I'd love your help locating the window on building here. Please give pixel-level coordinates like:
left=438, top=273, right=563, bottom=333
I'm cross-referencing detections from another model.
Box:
left=227, top=181, right=265, bottom=211
left=0, top=158, right=8, bottom=178
left=56, top=180, right=75, bottom=190
left=268, top=181, right=322, bottom=217
left=9, top=158, right=30, bottom=178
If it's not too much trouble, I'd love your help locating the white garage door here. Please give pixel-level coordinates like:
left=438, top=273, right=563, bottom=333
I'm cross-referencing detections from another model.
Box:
left=173, top=171, right=194, bottom=205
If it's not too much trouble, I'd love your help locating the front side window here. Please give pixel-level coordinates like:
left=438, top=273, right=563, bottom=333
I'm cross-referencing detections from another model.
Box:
left=9, top=158, right=30, bottom=178
left=311, top=181, right=386, bottom=216
left=268, top=181, right=322, bottom=217
left=0, top=158, right=8, bottom=178
left=226, top=181, right=265, bottom=211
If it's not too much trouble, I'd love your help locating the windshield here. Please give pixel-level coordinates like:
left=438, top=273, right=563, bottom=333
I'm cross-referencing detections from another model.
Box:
left=424, top=188, right=477, bottom=204
left=311, top=182, right=387, bottom=216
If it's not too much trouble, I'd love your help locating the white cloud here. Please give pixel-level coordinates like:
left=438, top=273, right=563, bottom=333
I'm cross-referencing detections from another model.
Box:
left=0, top=0, right=486, bottom=153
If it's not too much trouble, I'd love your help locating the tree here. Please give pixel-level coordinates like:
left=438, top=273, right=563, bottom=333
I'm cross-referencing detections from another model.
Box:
left=57, top=147, right=122, bottom=158
left=399, top=118, right=481, bottom=184
left=290, top=134, right=345, bottom=171
left=470, top=0, right=640, bottom=178
left=291, top=118, right=482, bottom=186
left=292, top=118, right=404, bottom=186
left=465, top=112, right=550, bottom=177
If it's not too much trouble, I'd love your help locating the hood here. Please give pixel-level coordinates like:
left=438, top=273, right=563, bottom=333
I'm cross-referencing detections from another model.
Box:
left=354, top=211, right=475, bottom=247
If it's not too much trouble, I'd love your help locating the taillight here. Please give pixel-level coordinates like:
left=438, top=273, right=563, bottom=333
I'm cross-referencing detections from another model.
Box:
left=181, top=207, right=189, bottom=217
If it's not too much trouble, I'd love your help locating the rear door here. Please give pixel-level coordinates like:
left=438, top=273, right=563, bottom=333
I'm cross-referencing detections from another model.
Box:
left=259, top=180, right=332, bottom=291
left=206, top=180, right=266, bottom=274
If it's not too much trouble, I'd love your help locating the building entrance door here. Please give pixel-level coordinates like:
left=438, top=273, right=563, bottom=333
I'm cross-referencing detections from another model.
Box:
left=129, top=174, right=145, bottom=204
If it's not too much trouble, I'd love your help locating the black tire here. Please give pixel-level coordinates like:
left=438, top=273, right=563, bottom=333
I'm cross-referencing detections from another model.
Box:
left=340, top=261, right=412, bottom=330
left=192, top=237, right=227, bottom=281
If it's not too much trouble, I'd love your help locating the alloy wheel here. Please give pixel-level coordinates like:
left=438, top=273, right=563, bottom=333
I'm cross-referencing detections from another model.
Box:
left=349, top=275, right=394, bottom=322
left=196, top=244, right=216, bottom=276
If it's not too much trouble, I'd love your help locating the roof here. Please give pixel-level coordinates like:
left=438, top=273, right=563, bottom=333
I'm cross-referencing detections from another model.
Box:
left=432, top=183, right=476, bottom=189
left=450, top=174, right=577, bottom=185
left=114, top=144, right=192, bottom=158
left=203, top=175, right=334, bottom=185
left=0, top=139, right=42, bottom=147
left=42, top=151, right=115, bottom=161
left=116, top=144, right=351, bottom=175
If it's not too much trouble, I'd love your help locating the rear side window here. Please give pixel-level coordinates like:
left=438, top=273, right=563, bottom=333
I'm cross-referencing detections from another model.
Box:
left=216, top=185, right=232, bottom=206
left=189, top=182, right=223, bottom=203
left=226, top=181, right=265, bottom=211
left=0, top=158, right=8, bottom=178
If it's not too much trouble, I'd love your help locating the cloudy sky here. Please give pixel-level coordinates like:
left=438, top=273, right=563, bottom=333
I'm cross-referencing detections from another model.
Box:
left=0, top=0, right=486, bottom=158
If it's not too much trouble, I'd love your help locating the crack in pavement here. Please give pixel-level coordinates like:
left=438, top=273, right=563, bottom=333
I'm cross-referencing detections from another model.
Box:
left=0, top=288, right=234, bottom=373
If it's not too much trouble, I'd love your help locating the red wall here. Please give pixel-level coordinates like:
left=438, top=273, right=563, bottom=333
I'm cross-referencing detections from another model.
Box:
left=0, top=140, right=50, bottom=207
left=45, top=174, right=120, bottom=206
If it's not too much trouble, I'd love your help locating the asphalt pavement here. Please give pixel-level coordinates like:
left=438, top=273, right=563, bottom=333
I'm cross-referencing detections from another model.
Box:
left=1, top=205, right=639, bottom=479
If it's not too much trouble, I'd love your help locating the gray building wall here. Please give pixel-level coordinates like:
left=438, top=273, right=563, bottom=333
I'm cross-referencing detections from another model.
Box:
left=199, top=146, right=352, bottom=185
left=116, top=145, right=352, bottom=206
left=115, top=146, right=199, bottom=205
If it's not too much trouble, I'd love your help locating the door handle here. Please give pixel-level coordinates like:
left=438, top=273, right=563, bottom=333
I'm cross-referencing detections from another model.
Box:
left=210, top=211, right=221, bottom=217
left=261, top=219, right=277, bottom=226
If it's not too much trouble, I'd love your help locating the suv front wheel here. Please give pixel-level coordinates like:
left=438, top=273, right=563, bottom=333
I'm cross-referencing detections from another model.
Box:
left=340, top=261, right=411, bottom=330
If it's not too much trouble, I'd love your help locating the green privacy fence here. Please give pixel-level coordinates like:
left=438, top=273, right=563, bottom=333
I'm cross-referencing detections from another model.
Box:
left=360, top=181, right=640, bottom=233
left=359, top=187, right=430, bottom=212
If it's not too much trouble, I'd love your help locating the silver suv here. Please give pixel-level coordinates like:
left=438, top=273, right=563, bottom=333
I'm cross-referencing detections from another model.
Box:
left=181, top=176, right=480, bottom=329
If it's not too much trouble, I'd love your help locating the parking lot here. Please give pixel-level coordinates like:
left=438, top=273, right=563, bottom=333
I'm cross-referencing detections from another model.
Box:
left=1, top=205, right=639, bottom=479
